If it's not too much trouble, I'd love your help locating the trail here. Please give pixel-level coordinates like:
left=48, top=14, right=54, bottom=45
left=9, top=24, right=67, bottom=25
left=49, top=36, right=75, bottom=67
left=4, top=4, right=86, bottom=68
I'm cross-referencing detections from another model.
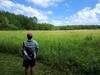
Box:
left=0, top=53, right=67, bottom=75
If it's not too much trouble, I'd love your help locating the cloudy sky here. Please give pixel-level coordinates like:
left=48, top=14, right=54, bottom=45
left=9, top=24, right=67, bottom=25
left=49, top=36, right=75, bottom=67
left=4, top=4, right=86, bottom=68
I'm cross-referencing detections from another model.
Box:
left=0, top=0, right=100, bottom=25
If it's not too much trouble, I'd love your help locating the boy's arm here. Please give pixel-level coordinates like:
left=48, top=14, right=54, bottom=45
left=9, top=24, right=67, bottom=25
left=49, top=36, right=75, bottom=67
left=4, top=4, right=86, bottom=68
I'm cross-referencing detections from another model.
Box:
left=23, top=41, right=32, bottom=60
left=35, top=41, right=39, bottom=54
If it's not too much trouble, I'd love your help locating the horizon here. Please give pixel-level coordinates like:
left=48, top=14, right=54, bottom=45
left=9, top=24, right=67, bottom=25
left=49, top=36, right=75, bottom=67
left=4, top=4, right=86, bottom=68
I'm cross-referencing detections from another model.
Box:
left=0, top=0, right=100, bottom=26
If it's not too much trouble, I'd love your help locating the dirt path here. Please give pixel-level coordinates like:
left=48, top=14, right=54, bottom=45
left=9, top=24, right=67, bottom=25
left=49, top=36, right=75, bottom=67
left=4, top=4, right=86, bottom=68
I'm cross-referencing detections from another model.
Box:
left=0, top=53, right=67, bottom=75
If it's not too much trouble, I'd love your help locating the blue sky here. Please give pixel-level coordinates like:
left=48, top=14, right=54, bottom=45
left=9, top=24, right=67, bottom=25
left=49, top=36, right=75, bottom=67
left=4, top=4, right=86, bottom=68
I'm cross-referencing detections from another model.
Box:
left=0, top=0, right=100, bottom=25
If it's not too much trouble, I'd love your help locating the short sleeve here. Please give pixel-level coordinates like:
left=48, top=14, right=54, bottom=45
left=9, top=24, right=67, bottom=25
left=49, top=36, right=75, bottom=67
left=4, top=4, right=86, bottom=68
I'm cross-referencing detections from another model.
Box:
left=34, top=40, right=39, bottom=48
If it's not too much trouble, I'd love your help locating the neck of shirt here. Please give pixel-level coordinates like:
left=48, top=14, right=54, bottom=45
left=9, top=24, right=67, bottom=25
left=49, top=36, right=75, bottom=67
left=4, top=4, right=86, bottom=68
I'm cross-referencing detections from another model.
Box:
left=27, top=39, right=32, bottom=42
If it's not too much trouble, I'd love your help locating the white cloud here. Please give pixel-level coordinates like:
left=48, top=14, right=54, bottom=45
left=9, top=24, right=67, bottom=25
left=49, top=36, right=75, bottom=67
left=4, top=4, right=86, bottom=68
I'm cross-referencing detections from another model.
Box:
left=65, top=17, right=68, bottom=20
left=27, top=0, right=62, bottom=8
left=65, top=3, right=100, bottom=25
left=0, top=0, right=15, bottom=9
left=47, top=11, right=53, bottom=15
left=1, top=0, right=100, bottom=25
left=49, top=19, right=66, bottom=26
left=0, top=0, right=48, bottom=22
left=49, top=2, right=100, bottom=25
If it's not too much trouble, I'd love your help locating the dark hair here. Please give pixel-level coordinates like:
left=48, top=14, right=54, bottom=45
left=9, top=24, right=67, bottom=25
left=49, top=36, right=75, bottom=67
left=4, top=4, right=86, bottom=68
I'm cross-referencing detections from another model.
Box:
left=27, top=35, right=32, bottom=39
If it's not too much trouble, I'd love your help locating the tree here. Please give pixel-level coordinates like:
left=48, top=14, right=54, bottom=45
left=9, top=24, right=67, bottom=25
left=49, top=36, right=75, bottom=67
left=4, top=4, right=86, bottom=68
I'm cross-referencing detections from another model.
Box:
left=0, top=15, right=9, bottom=29
left=31, top=16, right=38, bottom=24
left=0, top=10, right=57, bottom=30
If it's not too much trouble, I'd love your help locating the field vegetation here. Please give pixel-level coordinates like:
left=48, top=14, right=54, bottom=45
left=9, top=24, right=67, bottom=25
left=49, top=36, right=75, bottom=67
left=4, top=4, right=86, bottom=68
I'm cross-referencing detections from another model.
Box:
left=0, top=30, right=100, bottom=75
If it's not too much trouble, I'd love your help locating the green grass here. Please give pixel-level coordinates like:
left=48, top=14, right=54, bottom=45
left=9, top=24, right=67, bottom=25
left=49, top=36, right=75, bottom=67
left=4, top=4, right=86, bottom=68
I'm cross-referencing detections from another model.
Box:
left=0, top=30, right=100, bottom=75
left=0, top=52, right=67, bottom=75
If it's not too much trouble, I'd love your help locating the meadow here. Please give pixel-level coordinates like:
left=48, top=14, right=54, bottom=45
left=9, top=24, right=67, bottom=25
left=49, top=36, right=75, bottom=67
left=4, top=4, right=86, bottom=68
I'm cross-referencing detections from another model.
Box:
left=0, top=30, right=100, bottom=75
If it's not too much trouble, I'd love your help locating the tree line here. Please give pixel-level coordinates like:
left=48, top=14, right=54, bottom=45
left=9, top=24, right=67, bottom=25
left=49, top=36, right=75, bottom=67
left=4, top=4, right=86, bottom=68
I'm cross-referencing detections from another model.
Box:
left=0, top=10, right=54, bottom=30
left=56, top=25, right=100, bottom=30
left=0, top=10, right=100, bottom=30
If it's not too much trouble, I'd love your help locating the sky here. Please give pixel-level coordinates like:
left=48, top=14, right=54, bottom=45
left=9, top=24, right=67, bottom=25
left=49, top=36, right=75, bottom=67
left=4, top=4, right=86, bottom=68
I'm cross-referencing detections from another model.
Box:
left=0, top=0, right=100, bottom=26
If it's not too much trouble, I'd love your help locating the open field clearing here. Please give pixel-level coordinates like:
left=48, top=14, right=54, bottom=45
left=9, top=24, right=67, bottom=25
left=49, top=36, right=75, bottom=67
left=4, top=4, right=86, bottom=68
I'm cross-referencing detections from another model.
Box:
left=0, top=30, right=100, bottom=75
left=0, top=53, right=66, bottom=75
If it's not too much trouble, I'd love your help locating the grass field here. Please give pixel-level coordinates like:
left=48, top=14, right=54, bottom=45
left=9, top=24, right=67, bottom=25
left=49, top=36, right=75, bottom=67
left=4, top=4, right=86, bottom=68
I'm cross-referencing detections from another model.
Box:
left=0, top=53, right=67, bottom=75
left=0, top=30, right=100, bottom=75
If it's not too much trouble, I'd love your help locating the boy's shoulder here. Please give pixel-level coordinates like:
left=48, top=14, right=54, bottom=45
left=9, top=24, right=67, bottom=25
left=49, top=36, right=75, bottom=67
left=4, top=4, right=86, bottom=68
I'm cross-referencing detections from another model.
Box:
left=23, top=39, right=38, bottom=45
left=32, top=40, right=37, bottom=43
left=32, top=40, right=38, bottom=45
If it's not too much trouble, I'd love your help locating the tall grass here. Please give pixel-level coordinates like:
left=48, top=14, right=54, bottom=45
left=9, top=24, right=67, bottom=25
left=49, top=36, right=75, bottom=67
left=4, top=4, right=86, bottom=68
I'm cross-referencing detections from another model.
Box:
left=0, top=30, right=100, bottom=75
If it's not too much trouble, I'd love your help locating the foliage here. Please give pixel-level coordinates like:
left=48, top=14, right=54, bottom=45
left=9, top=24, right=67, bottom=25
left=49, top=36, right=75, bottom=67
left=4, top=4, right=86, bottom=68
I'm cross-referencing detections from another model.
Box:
left=0, top=30, right=100, bottom=75
left=0, top=10, right=100, bottom=30
left=56, top=25, right=100, bottom=30
left=0, top=10, right=54, bottom=30
left=0, top=53, right=66, bottom=75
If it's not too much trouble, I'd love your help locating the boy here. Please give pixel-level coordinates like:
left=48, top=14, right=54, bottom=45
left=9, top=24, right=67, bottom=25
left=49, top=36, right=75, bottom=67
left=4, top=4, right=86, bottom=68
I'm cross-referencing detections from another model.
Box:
left=23, top=32, right=39, bottom=75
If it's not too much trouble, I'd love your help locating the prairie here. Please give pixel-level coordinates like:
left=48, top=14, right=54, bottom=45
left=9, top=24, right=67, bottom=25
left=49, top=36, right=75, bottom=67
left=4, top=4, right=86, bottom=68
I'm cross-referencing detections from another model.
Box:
left=0, top=30, right=100, bottom=75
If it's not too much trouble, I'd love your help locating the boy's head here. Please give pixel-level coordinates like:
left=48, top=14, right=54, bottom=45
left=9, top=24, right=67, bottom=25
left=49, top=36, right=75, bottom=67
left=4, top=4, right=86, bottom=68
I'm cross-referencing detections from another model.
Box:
left=27, top=32, right=32, bottom=39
